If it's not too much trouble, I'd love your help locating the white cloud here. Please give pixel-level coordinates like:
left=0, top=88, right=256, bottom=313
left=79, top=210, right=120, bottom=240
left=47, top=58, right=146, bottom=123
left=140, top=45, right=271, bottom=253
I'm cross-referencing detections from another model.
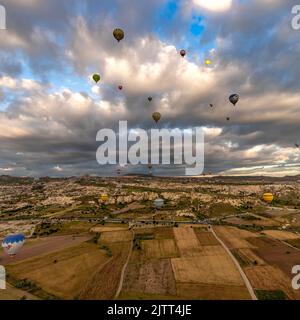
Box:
left=192, top=0, right=232, bottom=12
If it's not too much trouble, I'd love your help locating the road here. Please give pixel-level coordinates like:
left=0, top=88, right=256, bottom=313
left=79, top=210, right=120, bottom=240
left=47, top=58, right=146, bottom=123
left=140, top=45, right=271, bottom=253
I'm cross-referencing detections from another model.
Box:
left=210, top=226, right=257, bottom=300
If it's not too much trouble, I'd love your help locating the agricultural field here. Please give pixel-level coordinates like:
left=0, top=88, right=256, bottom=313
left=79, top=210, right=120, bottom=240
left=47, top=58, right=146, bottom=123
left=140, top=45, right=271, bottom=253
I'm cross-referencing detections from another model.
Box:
left=215, top=225, right=300, bottom=300
left=1, top=176, right=300, bottom=300
left=120, top=225, right=252, bottom=300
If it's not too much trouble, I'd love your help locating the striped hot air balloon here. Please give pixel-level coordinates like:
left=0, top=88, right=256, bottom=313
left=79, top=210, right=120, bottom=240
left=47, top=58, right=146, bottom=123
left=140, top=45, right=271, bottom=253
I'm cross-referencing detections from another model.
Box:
left=2, top=234, right=25, bottom=256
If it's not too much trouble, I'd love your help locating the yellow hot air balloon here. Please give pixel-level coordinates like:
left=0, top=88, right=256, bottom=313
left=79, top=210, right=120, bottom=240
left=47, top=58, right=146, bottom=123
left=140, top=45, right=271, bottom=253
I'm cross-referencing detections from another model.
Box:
left=205, top=59, right=211, bottom=66
left=100, top=194, right=109, bottom=203
left=263, top=193, right=274, bottom=203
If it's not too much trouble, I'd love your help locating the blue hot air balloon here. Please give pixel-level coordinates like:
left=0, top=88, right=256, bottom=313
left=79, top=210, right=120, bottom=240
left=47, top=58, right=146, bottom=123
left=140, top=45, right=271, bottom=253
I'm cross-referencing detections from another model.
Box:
left=2, top=234, right=25, bottom=256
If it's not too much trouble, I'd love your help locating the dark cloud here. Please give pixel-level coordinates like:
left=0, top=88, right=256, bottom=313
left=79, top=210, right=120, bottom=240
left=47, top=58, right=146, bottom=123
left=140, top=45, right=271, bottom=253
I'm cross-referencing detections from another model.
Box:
left=0, top=0, right=300, bottom=176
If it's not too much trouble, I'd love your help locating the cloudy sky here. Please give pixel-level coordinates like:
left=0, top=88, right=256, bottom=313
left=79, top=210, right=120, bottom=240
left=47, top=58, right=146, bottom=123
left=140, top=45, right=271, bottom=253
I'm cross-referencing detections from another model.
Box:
left=0, top=0, right=300, bottom=177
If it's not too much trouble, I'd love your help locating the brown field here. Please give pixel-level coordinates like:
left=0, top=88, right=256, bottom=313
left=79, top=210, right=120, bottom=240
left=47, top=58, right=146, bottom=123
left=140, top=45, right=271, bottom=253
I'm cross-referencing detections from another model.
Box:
left=251, top=239, right=300, bottom=277
left=90, top=226, right=128, bottom=233
left=245, top=265, right=300, bottom=300
left=225, top=216, right=280, bottom=227
left=194, top=230, right=219, bottom=246
left=214, top=226, right=257, bottom=249
left=0, top=283, right=39, bottom=300
left=100, top=230, right=132, bottom=243
left=201, top=245, right=227, bottom=257
left=262, top=230, right=300, bottom=241
left=0, top=235, right=91, bottom=266
left=142, top=239, right=179, bottom=259
left=171, top=251, right=244, bottom=286
left=79, top=241, right=132, bottom=300
left=173, top=227, right=202, bottom=256
left=121, top=259, right=176, bottom=297
left=153, top=228, right=175, bottom=240
left=176, top=283, right=251, bottom=300
left=7, top=242, right=110, bottom=299
left=231, top=248, right=265, bottom=267
left=286, top=238, right=300, bottom=249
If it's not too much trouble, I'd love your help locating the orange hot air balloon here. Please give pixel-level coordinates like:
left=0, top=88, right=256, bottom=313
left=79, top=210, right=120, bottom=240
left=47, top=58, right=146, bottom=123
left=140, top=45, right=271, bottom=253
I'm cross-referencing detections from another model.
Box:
left=263, top=193, right=274, bottom=204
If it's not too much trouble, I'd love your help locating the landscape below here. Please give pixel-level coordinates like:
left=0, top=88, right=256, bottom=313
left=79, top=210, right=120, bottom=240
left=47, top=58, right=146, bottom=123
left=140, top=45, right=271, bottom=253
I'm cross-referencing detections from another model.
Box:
left=1, top=174, right=300, bottom=300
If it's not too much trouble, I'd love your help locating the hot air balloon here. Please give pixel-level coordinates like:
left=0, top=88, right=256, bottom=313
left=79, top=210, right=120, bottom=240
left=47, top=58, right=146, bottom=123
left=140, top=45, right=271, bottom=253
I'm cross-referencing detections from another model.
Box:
left=210, top=104, right=214, bottom=108
left=100, top=194, right=109, bottom=203
left=152, top=112, right=161, bottom=123
left=92, top=74, right=101, bottom=84
left=226, top=117, right=230, bottom=121
left=148, top=97, right=153, bottom=102
left=229, top=94, right=239, bottom=106
left=2, top=234, right=25, bottom=256
left=118, top=85, right=123, bottom=90
left=263, top=193, right=274, bottom=204
left=180, top=49, right=186, bottom=58
left=113, top=28, right=125, bottom=42
left=154, top=198, right=164, bottom=209
left=205, top=59, right=211, bottom=66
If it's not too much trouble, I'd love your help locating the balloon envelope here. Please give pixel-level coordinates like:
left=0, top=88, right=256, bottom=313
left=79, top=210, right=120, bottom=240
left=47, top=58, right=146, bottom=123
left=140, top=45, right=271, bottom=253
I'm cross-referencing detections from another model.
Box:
left=148, top=97, right=153, bottom=102
left=154, top=198, right=164, bottom=209
left=2, top=234, right=25, bottom=256
left=180, top=49, right=186, bottom=57
left=229, top=94, right=239, bottom=106
left=152, top=112, right=161, bottom=123
left=92, top=74, right=101, bottom=84
left=263, top=193, right=274, bottom=203
left=100, top=194, right=109, bottom=202
left=113, top=28, right=125, bottom=42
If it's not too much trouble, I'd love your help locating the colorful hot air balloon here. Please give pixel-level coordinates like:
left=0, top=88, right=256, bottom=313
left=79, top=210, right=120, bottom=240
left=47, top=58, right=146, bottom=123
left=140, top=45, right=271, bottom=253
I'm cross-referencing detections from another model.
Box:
left=92, top=74, right=101, bottom=84
left=152, top=112, right=161, bottom=123
left=229, top=94, right=240, bottom=106
left=2, top=234, right=25, bottom=256
left=113, top=28, right=125, bottom=42
left=118, top=85, right=123, bottom=90
left=154, top=198, right=164, bottom=209
left=263, top=193, right=274, bottom=204
left=180, top=49, right=186, bottom=57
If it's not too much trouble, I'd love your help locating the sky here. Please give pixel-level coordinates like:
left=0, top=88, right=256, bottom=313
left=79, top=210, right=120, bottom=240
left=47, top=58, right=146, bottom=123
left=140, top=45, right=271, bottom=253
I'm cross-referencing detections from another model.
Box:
left=0, top=0, right=300, bottom=177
